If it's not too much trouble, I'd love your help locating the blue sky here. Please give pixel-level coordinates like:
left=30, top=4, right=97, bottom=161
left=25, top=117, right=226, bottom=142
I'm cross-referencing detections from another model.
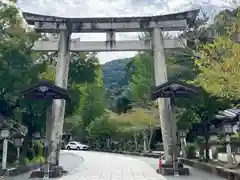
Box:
left=16, top=0, right=234, bottom=64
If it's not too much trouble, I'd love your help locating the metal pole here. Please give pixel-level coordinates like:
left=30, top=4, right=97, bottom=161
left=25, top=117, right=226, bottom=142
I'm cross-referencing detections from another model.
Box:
left=2, top=138, right=8, bottom=170
left=49, top=29, right=71, bottom=166
left=152, top=28, right=173, bottom=164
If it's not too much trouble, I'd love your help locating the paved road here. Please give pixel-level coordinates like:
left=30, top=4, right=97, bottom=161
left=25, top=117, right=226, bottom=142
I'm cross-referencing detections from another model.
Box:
left=5, top=150, right=227, bottom=180
left=60, top=150, right=165, bottom=180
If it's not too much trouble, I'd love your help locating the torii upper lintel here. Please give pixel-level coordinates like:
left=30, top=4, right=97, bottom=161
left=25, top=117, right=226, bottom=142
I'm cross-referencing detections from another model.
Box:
left=22, top=9, right=199, bottom=33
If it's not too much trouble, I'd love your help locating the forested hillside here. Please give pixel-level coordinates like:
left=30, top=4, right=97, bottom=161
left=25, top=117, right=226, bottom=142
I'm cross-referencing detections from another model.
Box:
left=101, top=58, right=131, bottom=89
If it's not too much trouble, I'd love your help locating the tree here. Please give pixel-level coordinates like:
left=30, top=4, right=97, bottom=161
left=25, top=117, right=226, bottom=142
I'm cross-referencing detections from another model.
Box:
left=0, top=2, right=53, bottom=162
left=64, top=115, right=86, bottom=141
left=81, top=83, right=106, bottom=125
left=194, top=8, right=240, bottom=101
left=115, top=96, right=132, bottom=114
left=129, top=52, right=154, bottom=103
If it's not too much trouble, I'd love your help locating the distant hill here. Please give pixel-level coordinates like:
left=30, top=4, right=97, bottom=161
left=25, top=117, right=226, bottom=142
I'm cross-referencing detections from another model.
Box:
left=101, top=58, right=131, bottom=91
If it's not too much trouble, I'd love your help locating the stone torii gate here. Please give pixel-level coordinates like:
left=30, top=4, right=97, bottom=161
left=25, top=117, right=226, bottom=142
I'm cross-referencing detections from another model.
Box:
left=22, top=9, right=199, bottom=167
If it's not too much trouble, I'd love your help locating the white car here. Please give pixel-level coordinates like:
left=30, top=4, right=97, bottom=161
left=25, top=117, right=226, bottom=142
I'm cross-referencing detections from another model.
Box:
left=65, top=141, right=89, bottom=150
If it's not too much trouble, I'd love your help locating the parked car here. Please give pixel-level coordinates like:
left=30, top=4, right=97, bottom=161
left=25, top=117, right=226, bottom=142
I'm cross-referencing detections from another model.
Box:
left=65, top=141, right=89, bottom=150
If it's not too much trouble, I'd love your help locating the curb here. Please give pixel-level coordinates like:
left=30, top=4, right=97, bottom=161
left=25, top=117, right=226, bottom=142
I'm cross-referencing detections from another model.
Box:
left=179, top=158, right=240, bottom=179
left=60, top=150, right=85, bottom=174
left=90, top=150, right=160, bottom=158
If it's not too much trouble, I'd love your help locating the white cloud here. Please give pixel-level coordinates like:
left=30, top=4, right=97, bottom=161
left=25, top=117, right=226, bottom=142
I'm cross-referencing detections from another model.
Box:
left=16, top=0, right=232, bottom=64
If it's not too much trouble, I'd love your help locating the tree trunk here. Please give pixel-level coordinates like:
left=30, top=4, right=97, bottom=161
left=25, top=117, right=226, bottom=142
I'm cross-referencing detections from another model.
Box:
left=204, top=136, right=210, bottom=161
left=180, top=137, right=187, bottom=158
left=143, top=131, right=148, bottom=153
left=148, top=128, right=154, bottom=152
left=21, top=123, right=33, bottom=161
left=123, top=141, right=126, bottom=151
left=133, top=134, right=138, bottom=151
left=107, top=139, right=110, bottom=150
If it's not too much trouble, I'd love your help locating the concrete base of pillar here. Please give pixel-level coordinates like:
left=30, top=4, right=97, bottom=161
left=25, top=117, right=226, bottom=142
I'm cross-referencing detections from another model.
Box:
left=29, top=165, right=68, bottom=178
left=157, top=167, right=190, bottom=176
left=162, top=163, right=184, bottom=168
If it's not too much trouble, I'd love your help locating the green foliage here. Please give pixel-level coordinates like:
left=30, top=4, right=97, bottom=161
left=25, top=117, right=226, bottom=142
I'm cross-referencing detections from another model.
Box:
left=230, top=133, right=240, bottom=139
left=69, top=52, right=100, bottom=84
left=32, top=140, right=43, bottom=157
left=30, top=156, right=45, bottom=164
left=186, top=143, right=197, bottom=158
left=194, top=8, right=240, bottom=101
left=64, top=115, right=86, bottom=141
left=115, top=97, right=132, bottom=114
left=87, top=115, right=117, bottom=140
left=176, top=108, right=200, bottom=130
left=26, top=148, right=35, bottom=161
left=176, top=90, right=231, bottom=127
left=81, top=84, right=106, bottom=125
left=129, top=52, right=154, bottom=103
left=127, top=51, right=200, bottom=130
left=20, top=158, right=30, bottom=165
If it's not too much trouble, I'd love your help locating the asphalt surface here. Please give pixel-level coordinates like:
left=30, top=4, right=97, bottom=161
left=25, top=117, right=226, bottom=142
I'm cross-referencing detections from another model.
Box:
left=5, top=150, right=227, bottom=180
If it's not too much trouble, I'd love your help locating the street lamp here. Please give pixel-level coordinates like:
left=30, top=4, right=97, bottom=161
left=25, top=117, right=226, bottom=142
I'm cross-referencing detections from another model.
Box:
left=13, top=136, right=24, bottom=166
left=223, top=123, right=233, bottom=164
left=0, top=129, right=10, bottom=170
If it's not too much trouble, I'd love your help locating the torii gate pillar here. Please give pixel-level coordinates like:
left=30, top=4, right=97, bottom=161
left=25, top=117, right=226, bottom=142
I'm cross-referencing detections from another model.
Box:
left=152, top=28, right=173, bottom=163
left=49, top=29, right=71, bottom=166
